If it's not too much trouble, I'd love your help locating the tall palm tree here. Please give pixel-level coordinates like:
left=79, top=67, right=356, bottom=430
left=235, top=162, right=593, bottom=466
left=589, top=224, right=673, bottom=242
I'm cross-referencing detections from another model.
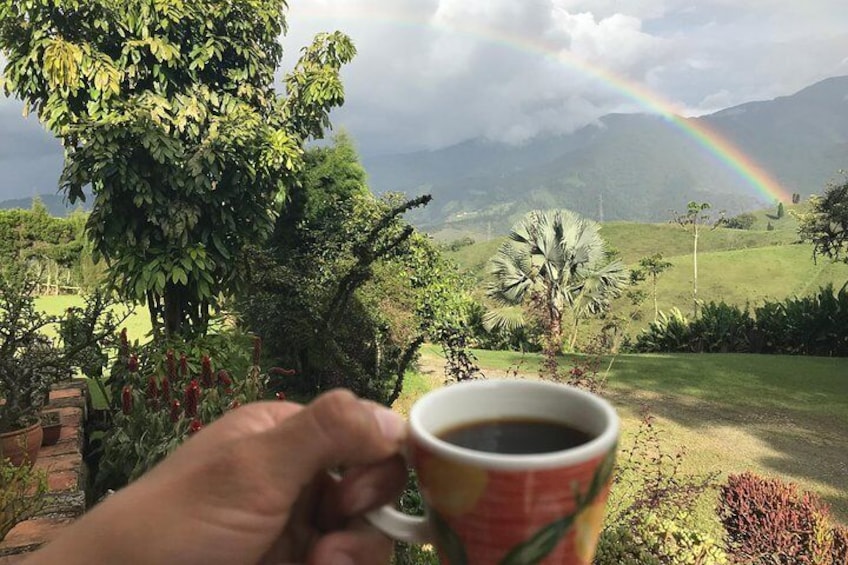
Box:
left=486, top=209, right=626, bottom=357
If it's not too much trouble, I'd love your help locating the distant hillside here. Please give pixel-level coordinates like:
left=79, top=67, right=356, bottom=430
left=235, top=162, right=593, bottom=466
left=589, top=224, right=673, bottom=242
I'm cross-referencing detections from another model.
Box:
left=0, top=194, right=89, bottom=217
left=365, top=76, right=848, bottom=232
left=443, top=203, right=848, bottom=335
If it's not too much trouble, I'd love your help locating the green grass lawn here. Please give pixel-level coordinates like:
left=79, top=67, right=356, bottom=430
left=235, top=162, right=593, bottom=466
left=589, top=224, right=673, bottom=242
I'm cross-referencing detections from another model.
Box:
left=36, top=294, right=152, bottom=409
left=406, top=345, right=848, bottom=529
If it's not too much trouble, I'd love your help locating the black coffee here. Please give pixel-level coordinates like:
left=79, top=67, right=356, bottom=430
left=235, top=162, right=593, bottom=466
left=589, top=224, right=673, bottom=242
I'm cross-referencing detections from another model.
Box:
left=437, top=418, right=592, bottom=455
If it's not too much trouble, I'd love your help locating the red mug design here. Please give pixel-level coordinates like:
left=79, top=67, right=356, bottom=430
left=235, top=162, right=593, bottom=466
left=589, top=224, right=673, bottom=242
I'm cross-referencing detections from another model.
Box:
left=368, top=379, right=619, bottom=564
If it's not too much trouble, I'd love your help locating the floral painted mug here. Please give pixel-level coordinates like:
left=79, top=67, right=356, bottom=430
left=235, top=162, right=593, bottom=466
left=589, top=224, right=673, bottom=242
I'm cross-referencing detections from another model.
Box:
left=367, top=379, right=619, bottom=564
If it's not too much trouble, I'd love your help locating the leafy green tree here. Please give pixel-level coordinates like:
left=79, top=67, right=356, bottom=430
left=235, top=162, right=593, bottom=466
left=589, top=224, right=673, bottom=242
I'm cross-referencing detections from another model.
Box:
left=671, top=202, right=724, bottom=317
left=798, top=176, right=848, bottom=265
left=241, top=136, right=469, bottom=404
left=486, top=209, right=626, bottom=375
left=632, top=253, right=673, bottom=322
left=777, top=201, right=785, bottom=219
left=0, top=1, right=355, bottom=338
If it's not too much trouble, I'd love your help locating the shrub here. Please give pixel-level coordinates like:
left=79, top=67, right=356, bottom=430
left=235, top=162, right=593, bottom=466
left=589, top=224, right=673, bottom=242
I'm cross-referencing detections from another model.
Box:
left=92, top=332, right=274, bottom=496
left=633, top=308, right=690, bottom=352
left=724, top=213, right=756, bottom=230
left=595, top=513, right=728, bottom=565
left=1, top=456, right=48, bottom=540
left=718, top=472, right=846, bottom=564
left=688, top=302, right=753, bottom=353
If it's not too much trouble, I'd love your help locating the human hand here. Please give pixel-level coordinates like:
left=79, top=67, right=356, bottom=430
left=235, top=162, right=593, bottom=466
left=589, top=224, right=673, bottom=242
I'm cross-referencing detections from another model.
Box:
left=25, top=389, right=407, bottom=565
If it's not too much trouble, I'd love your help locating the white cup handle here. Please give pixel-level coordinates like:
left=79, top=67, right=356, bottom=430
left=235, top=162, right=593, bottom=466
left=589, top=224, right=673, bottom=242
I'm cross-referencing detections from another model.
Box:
left=366, top=505, right=433, bottom=544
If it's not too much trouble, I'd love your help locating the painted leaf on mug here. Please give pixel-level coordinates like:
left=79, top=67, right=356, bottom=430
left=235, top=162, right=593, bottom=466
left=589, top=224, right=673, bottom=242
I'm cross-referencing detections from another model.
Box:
left=499, top=447, right=617, bottom=565
left=499, top=515, right=575, bottom=565
left=432, top=510, right=468, bottom=565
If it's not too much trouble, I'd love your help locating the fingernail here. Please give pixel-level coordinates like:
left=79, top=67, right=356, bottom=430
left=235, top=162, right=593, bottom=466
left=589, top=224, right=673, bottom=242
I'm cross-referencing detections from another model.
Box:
left=330, top=552, right=355, bottom=565
left=370, top=404, right=406, bottom=443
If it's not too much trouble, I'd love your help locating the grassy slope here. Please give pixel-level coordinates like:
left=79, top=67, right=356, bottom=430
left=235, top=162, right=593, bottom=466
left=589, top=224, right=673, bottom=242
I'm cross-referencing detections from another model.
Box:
left=35, top=294, right=152, bottom=342
left=409, top=345, right=848, bottom=528
left=442, top=204, right=848, bottom=333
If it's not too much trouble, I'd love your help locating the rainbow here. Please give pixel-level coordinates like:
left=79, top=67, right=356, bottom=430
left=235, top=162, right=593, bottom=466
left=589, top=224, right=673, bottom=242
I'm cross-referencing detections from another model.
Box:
left=291, top=6, right=793, bottom=204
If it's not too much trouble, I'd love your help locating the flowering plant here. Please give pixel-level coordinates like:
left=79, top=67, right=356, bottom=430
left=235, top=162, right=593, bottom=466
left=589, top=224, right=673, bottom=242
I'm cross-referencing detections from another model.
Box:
left=93, top=332, right=291, bottom=496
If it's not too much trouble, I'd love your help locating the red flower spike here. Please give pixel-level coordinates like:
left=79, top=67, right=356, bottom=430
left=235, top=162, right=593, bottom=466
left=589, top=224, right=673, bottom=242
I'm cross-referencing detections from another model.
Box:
left=184, top=379, right=200, bottom=418
left=161, top=377, right=171, bottom=401
left=119, top=328, right=129, bottom=357
left=146, top=376, right=159, bottom=400
left=201, top=355, right=213, bottom=387
left=229, top=399, right=241, bottom=410
left=269, top=367, right=296, bottom=376
left=121, top=386, right=133, bottom=415
left=128, top=354, right=139, bottom=373
left=180, top=354, right=189, bottom=378
left=166, top=350, right=177, bottom=380
left=275, top=392, right=286, bottom=401
left=252, top=336, right=262, bottom=366
left=170, top=400, right=181, bottom=423
left=188, top=419, right=203, bottom=435
left=217, top=369, right=232, bottom=387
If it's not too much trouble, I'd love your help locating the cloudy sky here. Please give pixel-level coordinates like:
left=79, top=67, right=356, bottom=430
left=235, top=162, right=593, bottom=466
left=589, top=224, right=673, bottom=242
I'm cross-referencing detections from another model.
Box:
left=0, top=0, right=846, bottom=198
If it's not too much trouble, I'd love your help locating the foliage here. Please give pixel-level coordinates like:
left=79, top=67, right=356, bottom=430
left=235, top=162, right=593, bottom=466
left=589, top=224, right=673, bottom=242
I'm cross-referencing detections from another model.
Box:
left=240, top=136, right=471, bottom=405
left=633, top=308, right=691, bottom=353
left=636, top=285, right=848, bottom=356
left=718, top=472, right=847, bottom=564
left=434, top=325, right=483, bottom=383
left=393, top=472, right=439, bottom=565
left=465, top=301, right=542, bottom=352
left=486, top=209, right=626, bottom=376
left=0, top=266, right=121, bottom=432
left=0, top=456, right=48, bottom=540
left=688, top=302, right=753, bottom=353
left=93, top=331, right=270, bottom=495
left=798, top=176, right=848, bottom=265
left=777, top=202, right=785, bottom=219
left=0, top=201, right=92, bottom=290
left=595, top=513, right=728, bottom=565
left=0, top=0, right=356, bottom=338
left=723, top=212, right=756, bottom=230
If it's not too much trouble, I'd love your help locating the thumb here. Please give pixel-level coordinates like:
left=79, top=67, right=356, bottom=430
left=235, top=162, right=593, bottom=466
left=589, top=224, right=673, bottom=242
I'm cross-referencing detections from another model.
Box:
left=267, top=389, right=406, bottom=488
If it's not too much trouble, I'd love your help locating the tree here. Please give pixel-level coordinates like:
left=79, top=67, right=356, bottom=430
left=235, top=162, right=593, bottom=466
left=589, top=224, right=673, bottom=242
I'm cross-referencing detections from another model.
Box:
left=633, top=253, right=673, bottom=322
left=0, top=1, right=355, bottom=338
left=240, top=136, right=470, bottom=404
left=798, top=176, right=848, bottom=264
left=671, top=202, right=724, bottom=317
left=777, top=202, right=785, bottom=219
left=486, top=209, right=626, bottom=376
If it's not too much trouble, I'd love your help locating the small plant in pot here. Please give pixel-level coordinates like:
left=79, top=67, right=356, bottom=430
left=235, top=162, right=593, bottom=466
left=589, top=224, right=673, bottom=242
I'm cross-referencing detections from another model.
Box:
left=0, top=268, right=72, bottom=466
left=40, top=411, right=62, bottom=447
left=1, top=456, right=48, bottom=541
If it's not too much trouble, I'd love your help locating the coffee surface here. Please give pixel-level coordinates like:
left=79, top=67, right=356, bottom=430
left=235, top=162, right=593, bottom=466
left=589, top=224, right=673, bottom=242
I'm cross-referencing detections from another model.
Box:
left=437, top=418, right=592, bottom=454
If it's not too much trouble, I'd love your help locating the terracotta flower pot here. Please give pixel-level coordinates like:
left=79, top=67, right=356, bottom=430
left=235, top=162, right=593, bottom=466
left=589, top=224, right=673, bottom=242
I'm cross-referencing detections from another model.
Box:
left=40, top=412, right=61, bottom=447
left=0, top=421, right=43, bottom=467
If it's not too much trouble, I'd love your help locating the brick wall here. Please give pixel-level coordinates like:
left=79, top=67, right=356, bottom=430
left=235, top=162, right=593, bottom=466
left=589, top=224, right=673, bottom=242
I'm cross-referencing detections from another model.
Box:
left=0, top=380, right=88, bottom=563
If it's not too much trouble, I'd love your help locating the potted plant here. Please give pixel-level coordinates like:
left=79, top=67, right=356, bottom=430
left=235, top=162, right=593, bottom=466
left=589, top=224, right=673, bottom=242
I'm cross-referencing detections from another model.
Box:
left=0, top=269, right=71, bottom=466
left=40, top=410, right=62, bottom=447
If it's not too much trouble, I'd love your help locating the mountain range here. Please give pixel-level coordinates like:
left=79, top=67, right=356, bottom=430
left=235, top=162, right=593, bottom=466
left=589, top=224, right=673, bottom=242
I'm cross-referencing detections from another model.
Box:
left=362, top=76, right=848, bottom=233
left=1, top=76, right=846, bottom=229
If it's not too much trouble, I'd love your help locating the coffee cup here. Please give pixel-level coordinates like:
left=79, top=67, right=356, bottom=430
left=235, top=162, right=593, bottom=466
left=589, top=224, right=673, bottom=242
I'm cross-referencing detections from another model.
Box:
left=367, top=379, right=619, bottom=564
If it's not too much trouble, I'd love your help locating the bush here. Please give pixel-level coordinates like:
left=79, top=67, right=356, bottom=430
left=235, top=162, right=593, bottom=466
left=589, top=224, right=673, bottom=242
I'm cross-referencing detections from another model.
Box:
left=718, top=472, right=847, bottom=564
left=688, top=302, right=753, bottom=353
left=1, top=456, right=48, bottom=540
left=636, top=285, right=848, bottom=356
left=92, top=331, right=272, bottom=496
left=724, top=213, right=756, bottom=230
left=633, top=308, right=690, bottom=352
left=595, top=513, right=728, bottom=565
